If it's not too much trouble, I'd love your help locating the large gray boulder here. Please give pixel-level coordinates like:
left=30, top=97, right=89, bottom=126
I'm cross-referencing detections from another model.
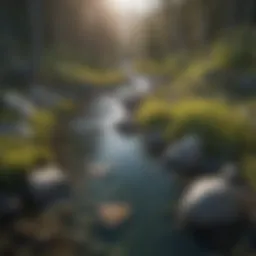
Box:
left=162, top=134, right=204, bottom=177
left=143, top=130, right=168, bottom=157
left=176, top=172, right=250, bottom=253
left=178, top=177, right=240, bottom=225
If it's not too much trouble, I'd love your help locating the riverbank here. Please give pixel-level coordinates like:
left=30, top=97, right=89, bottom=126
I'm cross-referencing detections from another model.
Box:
left=132, top=29, right=256, bottom=189
left=0, top=81, right=105, bottom=255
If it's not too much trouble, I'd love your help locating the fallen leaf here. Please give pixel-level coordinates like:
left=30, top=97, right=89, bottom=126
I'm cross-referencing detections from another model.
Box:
left=97, top=202, right=132, bottom=227
left=89, top=163, right=111, bottom=178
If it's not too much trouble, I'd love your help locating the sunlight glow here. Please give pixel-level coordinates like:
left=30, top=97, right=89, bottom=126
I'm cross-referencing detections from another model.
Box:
left=108, top=0, right=160, bottom=42
left=109, top=0, right=159, bottom=15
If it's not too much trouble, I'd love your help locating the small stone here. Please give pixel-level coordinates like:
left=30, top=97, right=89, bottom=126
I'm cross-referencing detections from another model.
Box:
left=89, top=163, right=111, bottom=178
left=96, top=202, right=132, bottom=228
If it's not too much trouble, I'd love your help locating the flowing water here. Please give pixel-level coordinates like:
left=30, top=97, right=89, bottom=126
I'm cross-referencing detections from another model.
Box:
left=80, top=77, right=207, bottom=256
left=1, top=73, right=208, bottom=255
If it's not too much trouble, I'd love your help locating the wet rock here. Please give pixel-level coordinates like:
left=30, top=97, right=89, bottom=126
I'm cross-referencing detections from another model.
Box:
left=162, top=134, right=204, bottom=177
left=0, top=165, right=69, bottom=222
left=115, top=117, right=139, bottom=135
left=27, top=164, right=70, bottom=211
left=178, top=177, right=240, bottom=223
left=0, top=194, right=23, bottom=217
left=220, top=163, right=246, bottom=186
left=143, top=131, right=168, bottom=158
left=176, top=176, right=250, bottom=254
left=121, top=92, right=143, bottom=114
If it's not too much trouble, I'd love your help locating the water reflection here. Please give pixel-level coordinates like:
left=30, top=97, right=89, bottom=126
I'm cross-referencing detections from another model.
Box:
left=85, top=89, right=203, bottom=255
left=95, top=96, right=127, bottom=128
left=64, top=66, right=217, bottom=255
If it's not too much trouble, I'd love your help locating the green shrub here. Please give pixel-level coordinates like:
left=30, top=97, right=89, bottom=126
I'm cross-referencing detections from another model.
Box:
left=167, top=99, right=254, bottom=155
left=0, top=109, right=57, bottom=169
left=136, top=98, right=255, bottom=156
left=0, top=135, right=53, bottom=169
left=135, top=98, right=172, bottom=131
left=42, top=59, right=126, bottom=86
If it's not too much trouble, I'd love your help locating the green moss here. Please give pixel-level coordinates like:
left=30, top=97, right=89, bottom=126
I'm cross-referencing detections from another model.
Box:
left=0, top=134, right=53, bottom=169
left=0, top=108, right=57, bottom=169
left=41, top=56, right=126, bottom=86
left=168, top=99, right=253, bottom=154
left=134, top=55, right=187, bottom=77
left=136, top=98, right=254, bottom=156
left=1, top=144, right=53, bottom=169
left=135, top=98, right=172, bottom=131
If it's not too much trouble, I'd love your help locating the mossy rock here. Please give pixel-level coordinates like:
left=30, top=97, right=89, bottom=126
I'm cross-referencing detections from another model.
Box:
left=136, top=98, right=255, bottom=157
left=0, top=143, right=53, bottom=169
left=135, top=98, right=172, bottom=131
left=167, top=99, right=254, bottom=155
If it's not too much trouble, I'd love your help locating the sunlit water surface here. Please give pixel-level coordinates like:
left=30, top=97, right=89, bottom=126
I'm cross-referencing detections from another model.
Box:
left=81, top=77, right=207, bottom=256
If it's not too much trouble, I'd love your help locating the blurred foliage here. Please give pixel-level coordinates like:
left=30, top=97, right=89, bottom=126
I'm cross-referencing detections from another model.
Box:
left=243, top=156, right=256, bottom=190
left=167, top=99, right=254, bottom=156
left=0, top=100, right=77, bottom=169
left=136, top=27, right=256, bottom=163
left=29, top=109, right=56, bottom=139
left=0, top=109, right=20, bottom=122
left=55, top=62, right=126, bottom=85
left=136, top=98, right=255, bottom=156
left=210, top=29, right=256, bottom=71
left=135, top=28, right=256, bottom=98
left=55, top=99, right=77, bottom=113
left=134, top=55, right=216, bottom=100
left=0, top=141, right=52, bottom=169
left=134, top=55, right=187, bottom=77
left=136, top=98, right=172, bottom=130
left=41, top=55, right=126, bottom=86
